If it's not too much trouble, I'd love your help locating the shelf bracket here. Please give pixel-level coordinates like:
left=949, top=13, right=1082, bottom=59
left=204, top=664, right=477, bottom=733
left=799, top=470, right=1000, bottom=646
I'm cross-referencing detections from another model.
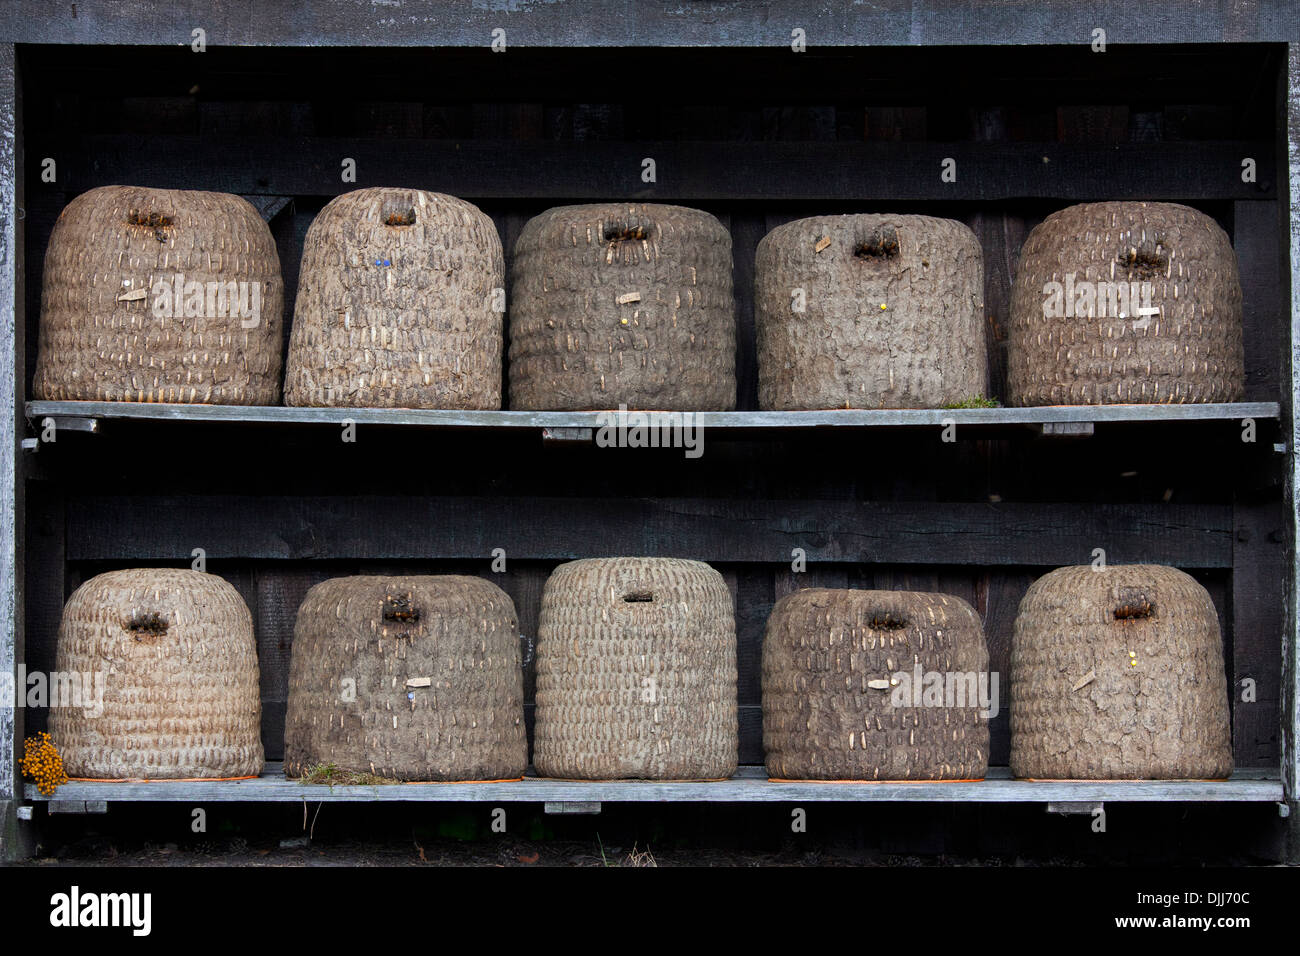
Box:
left=541, top=426, right=594, bottom=444
left=1045, top=801, right=1103, bottom=815
left=47, top=800, right=108, bottom=815
left=1036, top=422, right=1095, bottom=438
left=36, top=415, right=99, bottom=435
left=544, top=800, right=602, bottom=815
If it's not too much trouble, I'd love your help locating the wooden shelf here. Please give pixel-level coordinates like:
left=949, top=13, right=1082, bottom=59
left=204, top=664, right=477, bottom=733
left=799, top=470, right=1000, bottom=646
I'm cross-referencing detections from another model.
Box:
left=22, top=764, right=1283, bottom=806
left=24, top=401, right=1282, bottom=433
left=0, top=1, right=1293, bottom=48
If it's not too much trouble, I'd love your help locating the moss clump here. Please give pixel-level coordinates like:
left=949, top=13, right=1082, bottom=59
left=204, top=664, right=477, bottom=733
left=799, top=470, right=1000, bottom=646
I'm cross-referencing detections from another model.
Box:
left=940, top=396, right=1001, bottom=409
left=296, top=762, right=400, bottom=787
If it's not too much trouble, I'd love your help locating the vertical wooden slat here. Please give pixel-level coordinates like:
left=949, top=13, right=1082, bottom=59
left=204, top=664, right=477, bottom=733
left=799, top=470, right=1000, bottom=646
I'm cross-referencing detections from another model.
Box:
left=1232, top=499, right=1285, bottom=767
left=1283, top=44, right=1300, bottom=860
left=730, top=214, right=763, bottom=411
left=254, top=566, right=334, bottom=761
left=20, top=483, right=63, bottom=741
left=981, top=569, right=1035, bottom=767
left=1236, top=201, right=1284, bottom=401
left=0, top=42, right=23, bottom=859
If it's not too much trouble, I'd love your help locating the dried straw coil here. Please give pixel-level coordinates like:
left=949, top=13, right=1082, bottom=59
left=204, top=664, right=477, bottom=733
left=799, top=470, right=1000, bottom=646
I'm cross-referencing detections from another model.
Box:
left=762, top=589, right=990, bottom=780
left=1008, top=202, right=1243, bottom=405
left=1010, top=564, right=1233, bottom=779
left=284, top=576, right=526, bottom=782
left=509, top=203, right=736, bottom=410
left=48, top=568, right=264, bottom=779
left=756, top=215, right=987, bottom=409
left=284, top=188, right=505, bottom=409
left=533, top=558, right=738, bottom=780
left=33, top=185, right=284, bottom=404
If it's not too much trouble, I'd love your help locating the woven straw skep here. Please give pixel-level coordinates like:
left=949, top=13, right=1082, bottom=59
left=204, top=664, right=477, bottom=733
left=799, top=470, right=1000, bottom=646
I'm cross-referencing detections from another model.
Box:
left=284, top=187, right=505, bottom=409
left=533, top=558, right=738, bottom=780
left=284, top=576, right=527, bottom=782
left=509, top=203, right=736, bottom=410
left=756, top=215, right=987, bottom=409
left=762, top=589, right=990, bottom=780
left=48, top=568, right=264, bottom=780
left=33, top=185, right=284, bottom=404
left=1010, top=564, right=1233, bottom=779
left=1008, top=201, right=1243, bottom=405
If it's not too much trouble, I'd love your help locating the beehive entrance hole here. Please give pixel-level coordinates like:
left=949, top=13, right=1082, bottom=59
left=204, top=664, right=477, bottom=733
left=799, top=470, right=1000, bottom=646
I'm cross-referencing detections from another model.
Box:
left=623, top=590, right=655, bottom=603
left=125, top=210, right=173, bottom=243
left=854, top=225, right=900, bottom=262
left=382, top=596, right=420, bottom=623
left=603, top=221, right=652, bottom=243
left=125, top=610, right=169, bottom=641
left=1117, top=241, right=1168, bottom=278
left=1112, top=586, right=1155, bottom=622
left=866, top=611, right=908, bottom=630
left=1114, top=601, right=1155, bottom=622
left=382, top=205, right=417, bottom=227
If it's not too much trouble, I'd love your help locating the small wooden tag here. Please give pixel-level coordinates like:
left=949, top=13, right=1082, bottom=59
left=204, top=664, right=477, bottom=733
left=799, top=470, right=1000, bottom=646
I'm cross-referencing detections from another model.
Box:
left=1071, top=669, right=1096, bottom=692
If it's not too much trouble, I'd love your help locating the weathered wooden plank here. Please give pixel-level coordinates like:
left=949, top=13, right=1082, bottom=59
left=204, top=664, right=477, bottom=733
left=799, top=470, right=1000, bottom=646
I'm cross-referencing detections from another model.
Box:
left=980, top=570, right=1036, bottom=766
left=1, top=1, right=1296, bottom=47
left=964, top=207, right=1033, bottom=403
left=23, top=400, right=1283, bottom=429
left=733, top=567, right=772, bottom=709
left=1232, top=498, right=1285, bottom=767
left=35, top=135, right=1277, bottom=201
left=739, top=705, right=762, bottom=767
left=63, top=496, right=1235, bottom=568
left=1284, top=44, right=1300, bottom=859
left=1235, top=201, right=1285, bottom=401
left=20, top=762, right=1283, bottom=804
left=253, top=566, right=333, bottom=761
left=0, top=42, right=22, bottom=859
left=730, top=214, right=764, bottom=411
left=19, top=483, right=63, bottom=741
left=479, top=562, right=548, bottom=708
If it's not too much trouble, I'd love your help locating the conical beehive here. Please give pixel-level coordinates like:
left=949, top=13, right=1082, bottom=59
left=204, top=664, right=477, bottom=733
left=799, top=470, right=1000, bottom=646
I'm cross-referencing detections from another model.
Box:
left=762, top=588, right=991, bottom=780
left=533, top=557, right=738, bottom=779
left=284, top=187, right=505, bottom=409
left=33, top=185, right=284, bottom=404
left=1010, top=564, right=1233, bottom=779
left=49, top=568, right=264, bottom=779
left=1008, top=201, right=1243, bottom=405
left=509, top=203, right=736, bottom=410
left=284, top=576, right=526, bottom=782
left=756, top=214, right=987, bottom=409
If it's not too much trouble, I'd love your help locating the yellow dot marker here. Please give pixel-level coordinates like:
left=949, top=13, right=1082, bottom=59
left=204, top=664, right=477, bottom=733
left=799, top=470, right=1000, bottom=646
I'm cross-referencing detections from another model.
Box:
left=879, top=303, right=888, bottom=310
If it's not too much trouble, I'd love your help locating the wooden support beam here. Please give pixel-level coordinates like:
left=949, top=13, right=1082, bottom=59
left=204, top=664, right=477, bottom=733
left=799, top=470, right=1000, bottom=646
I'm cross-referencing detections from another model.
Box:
left=32, top=135, right=1276, bottom=203
left=0, top=1, right=1295, bottom=47
left=62, top=494, right=1234, bottom=568
left=1284, top=42, right=1300, bottom=863
left=0, top=42, right=25, bottom=862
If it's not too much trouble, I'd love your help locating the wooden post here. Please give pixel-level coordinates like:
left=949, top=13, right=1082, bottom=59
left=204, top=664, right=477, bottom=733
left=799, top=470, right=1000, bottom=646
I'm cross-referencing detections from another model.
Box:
left=0, top=42, right=24, bottom=861
left=1285, top=43, right=1300, bottom=863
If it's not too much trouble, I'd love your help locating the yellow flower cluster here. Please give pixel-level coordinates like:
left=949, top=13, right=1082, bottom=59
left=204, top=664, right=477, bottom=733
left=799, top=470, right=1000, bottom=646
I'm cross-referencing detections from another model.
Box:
left=20, top=732, right=68, bottom=796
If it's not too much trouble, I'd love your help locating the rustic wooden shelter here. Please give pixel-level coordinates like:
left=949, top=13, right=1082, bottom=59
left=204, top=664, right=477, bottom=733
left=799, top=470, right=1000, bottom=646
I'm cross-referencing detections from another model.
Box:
left=0, top=0, right=1298, bottom=863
